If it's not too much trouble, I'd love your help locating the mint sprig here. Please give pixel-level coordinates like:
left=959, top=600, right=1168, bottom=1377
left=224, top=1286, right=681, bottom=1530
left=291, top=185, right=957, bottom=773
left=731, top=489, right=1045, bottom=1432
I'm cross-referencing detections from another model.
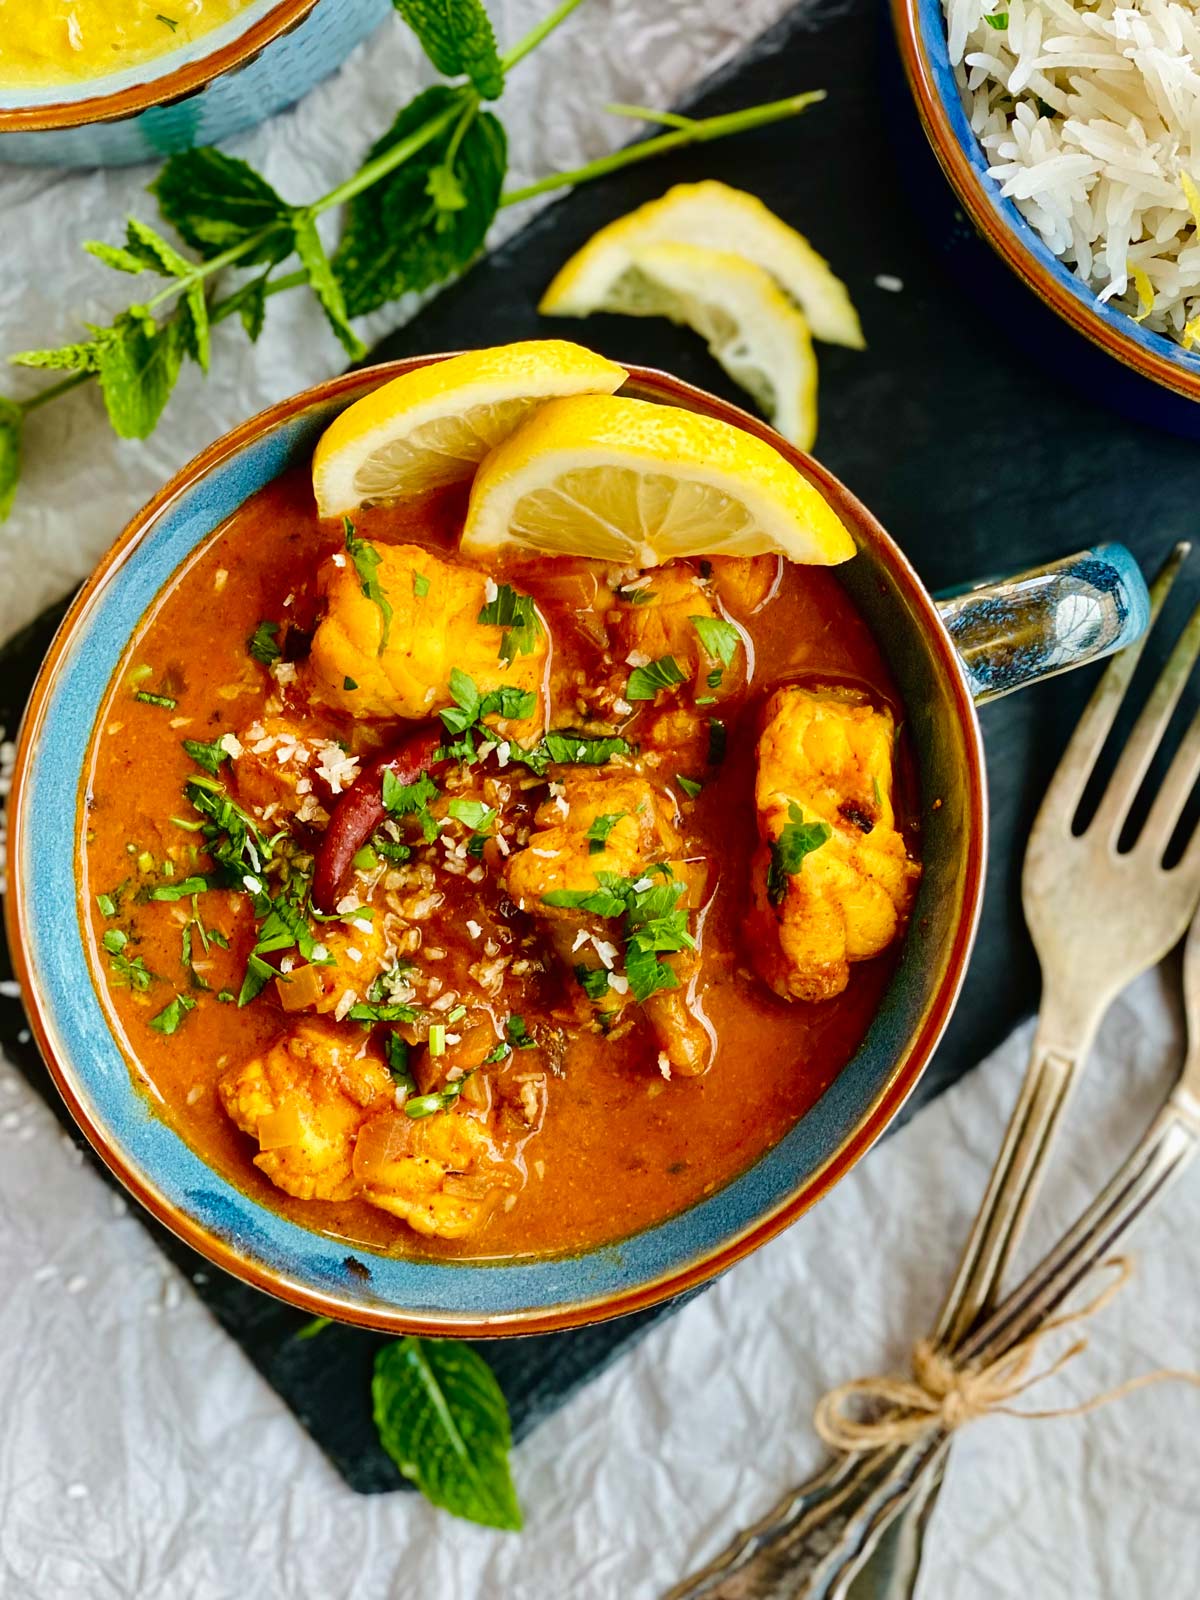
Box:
left=1, top=0, right=825, bottom=518
left=373, top=1336, right=522, bottom=1530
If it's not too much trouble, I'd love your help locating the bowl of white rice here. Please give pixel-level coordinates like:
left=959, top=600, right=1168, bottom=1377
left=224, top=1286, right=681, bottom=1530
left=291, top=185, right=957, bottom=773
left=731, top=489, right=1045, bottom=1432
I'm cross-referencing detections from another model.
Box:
left=893, top=0, right=1200, bottom=416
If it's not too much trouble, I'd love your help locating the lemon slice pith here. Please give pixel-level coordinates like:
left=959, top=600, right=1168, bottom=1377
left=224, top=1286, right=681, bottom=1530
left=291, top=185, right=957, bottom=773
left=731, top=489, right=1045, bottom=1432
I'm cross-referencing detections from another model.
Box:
left=539, top=181, right=864, bottom=351
left=312, top=340, right=629, bottom=518
left=459, top=393, right=855, bottom=568
left=598, top=241, right=819, bottom=449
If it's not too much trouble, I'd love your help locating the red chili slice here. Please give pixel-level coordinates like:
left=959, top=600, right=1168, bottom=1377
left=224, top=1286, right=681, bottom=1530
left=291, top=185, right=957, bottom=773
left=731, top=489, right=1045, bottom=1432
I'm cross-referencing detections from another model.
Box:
left=312, top=726, right=446, bottom=912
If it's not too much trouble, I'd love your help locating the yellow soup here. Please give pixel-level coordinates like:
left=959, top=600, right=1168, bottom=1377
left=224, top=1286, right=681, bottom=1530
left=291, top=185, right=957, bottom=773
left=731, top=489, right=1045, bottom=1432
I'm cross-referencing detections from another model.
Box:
left=0, top=0, right=256, bottom=89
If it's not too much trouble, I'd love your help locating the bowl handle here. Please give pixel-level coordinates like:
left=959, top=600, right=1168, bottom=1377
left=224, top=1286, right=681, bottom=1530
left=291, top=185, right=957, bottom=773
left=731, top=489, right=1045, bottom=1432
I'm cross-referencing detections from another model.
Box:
left=935, top=543, right=1151, bottom=704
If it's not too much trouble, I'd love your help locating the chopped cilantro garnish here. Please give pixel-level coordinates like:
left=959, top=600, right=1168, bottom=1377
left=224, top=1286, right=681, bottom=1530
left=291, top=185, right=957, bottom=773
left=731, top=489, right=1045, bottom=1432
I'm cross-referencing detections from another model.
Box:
left=477, top=584, right=541, bottom=663
left=135, top=690, right=178, bottom=709
left=522, top=732, right=632, bottom=774
left=616, top=585, right=655, bottom=605
left=349, top=1000, right=420, bottom=1022
left=386, top=1033, right=416, bottom=1092
left=372, top=833, right=413, bottom=865
left=107, top=946, right=155, bottom=990
left=984, top=10, right=1007, bottom=24
left=248, top=620, right=281, bottom=665
left=542, top=870, right=695, bottom=1003
left=343, top=676, right=358, bottom=691
left=237, top=953, right=277, bottom=1007
left=448, top=797, right=495, bottom=833
left=412, top=571, right=431, bottom=599
left=585, top=812, right=625, bottom=854
left=343, top=516, right=392, bottom=654
left=482, top=1041, right=511, bottom=1065
left=147, top=874, right=211, bottom=902
left=405, top=1071, right=473, bottom=1119
left=707, top=718, right=727, bottom=765
left=440, top=668, right=535, bottom=738
left=96, top=891, right=119, bottom=918
left=353, top=844, right=379, bottom=872
left=676, top=774, right=702, bottom=799
left=766, top=804, right=832, bottom=906
left=382, top=767, right=440, bottom=842
left=574, top=964, right=612, bottom=1001
left=182, top=735, right=231, bottom=776
left=148, top=993, right=196, bottom=1034
left=626, top=655, right=685, bottom=702
left=506, top=1015, right=535, bottom=1050
left=690, top=616, right=741, bottom=669
left=102, top=928, right=128, bottom=954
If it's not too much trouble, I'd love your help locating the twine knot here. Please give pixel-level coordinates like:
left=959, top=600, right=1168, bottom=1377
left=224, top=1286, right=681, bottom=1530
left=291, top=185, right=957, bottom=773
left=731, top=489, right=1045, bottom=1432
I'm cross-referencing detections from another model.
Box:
left=814, top=1257, right=1200, bottom=1454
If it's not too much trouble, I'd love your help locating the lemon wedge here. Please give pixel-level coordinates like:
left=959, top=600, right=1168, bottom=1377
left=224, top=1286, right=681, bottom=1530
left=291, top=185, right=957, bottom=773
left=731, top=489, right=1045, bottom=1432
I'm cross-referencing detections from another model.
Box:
left=580, top=242, right=819, bottom=448
left=539, top=181, right=863, bottom=350
left=460, top=393, right=855, bottom=568
left=312, top=340, right=628, bottom=518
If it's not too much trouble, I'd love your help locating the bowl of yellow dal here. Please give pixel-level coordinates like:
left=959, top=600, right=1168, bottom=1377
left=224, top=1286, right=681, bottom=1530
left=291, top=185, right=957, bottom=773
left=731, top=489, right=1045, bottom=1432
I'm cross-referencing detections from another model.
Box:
left=0, top=0, right=391, bottom=166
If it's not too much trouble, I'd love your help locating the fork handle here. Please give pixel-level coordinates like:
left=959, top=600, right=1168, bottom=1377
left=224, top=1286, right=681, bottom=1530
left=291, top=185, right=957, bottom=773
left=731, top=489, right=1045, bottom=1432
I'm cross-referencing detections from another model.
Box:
left=683, top=1095, right=1200, bottom=1600
left=666, top=1015, right=1098, bottom=1600
left=934, top=1017, right=1097, bottom=1348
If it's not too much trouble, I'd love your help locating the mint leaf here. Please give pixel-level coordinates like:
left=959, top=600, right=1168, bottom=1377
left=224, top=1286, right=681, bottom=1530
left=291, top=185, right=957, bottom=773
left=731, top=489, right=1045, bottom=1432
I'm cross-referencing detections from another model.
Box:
left=9, top=341, right=104, bottom=373
left=150, top=148, right=291, bottom=263
left=334, top=88, right=506, bottom=319
left=84, top=239, right=152, bottom=275
left=121, top=218, right=211, bottom=370
left=393, top=0, right=505, bottom=98
left=96, top=310, right=183, bottom=440
left=373, top=1337, right=521, bottom=1529
left=0, top=397, right=22, bottom=522
left=292, top=213, right=366, bottom=361
left=426, top=161, right=468, bottom=229
left=766, top=803, right=832, bottom=905
left=218, top=271, right=270, bottom=342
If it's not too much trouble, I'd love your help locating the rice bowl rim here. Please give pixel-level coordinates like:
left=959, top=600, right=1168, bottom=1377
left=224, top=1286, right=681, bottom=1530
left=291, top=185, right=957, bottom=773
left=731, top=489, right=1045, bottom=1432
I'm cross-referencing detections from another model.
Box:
left=891, top=0, right=1200, bottom=407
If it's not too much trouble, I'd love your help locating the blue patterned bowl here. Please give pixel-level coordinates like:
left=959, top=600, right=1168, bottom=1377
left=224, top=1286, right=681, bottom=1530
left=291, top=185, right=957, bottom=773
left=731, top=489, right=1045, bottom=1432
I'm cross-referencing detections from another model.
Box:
left=0, top=0, right=390, bottom=167
left=4, top=360, right=1149, bottom=1333
left=892, top=0, right=1200, bottom=435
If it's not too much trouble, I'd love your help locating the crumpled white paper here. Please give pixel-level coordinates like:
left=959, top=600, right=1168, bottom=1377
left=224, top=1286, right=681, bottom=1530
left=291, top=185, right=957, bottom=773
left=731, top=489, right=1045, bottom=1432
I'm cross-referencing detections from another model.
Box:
left=3, top=3, right=1199, bottom=1596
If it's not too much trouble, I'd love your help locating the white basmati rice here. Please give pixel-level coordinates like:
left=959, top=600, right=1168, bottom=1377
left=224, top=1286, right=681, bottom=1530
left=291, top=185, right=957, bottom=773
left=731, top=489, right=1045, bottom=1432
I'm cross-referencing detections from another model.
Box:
left=943, top=0, right=1200, bottom=345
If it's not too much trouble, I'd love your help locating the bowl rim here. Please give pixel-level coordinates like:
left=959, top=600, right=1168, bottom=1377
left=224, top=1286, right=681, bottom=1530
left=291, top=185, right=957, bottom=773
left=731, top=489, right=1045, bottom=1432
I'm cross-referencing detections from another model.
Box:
left=891, top=0, right=1200, bottom=407
left=0, top=0, right=319, bottom=133
left=4, top=357, right=987, bottom=1335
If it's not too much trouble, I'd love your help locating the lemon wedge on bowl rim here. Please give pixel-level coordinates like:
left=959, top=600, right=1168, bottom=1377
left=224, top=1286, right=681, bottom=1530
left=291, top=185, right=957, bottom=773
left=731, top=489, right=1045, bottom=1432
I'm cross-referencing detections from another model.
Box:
left=312, top=340, right=628, bottom=518
left=459, top=393, right=855, bottom=568
left=579, top=241, right=819, bottom=449
left=539, top=181, right=864, bottom=351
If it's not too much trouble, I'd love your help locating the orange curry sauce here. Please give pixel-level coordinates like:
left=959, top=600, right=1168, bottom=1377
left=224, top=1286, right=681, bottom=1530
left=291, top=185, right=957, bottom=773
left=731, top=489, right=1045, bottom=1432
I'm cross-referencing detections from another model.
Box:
left=79, top=466, right=916, bottom=1261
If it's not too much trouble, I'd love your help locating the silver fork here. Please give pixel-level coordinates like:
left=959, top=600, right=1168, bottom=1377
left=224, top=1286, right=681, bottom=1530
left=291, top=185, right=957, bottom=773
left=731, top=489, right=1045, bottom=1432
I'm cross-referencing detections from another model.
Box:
left=667, top=543, right=1200, bottom=1600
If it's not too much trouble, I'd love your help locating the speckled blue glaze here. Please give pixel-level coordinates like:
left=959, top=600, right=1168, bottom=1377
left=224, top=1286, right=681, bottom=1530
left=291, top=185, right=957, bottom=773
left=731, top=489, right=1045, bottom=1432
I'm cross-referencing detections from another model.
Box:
left=0, top=0, right=390, bottom=166
left=907, top=0, right=1200, bottom=436
left=13, top=373, right=1148, bottom=1328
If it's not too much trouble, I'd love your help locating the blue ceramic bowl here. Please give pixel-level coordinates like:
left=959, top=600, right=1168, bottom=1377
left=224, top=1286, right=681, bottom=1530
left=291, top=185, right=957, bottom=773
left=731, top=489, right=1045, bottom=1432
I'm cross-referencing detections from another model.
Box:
left=892, top=0, right=1200, bottom=435
left=4, top=360, right=1148, bottom=1334
left=0, top=0, right=390, bottom=167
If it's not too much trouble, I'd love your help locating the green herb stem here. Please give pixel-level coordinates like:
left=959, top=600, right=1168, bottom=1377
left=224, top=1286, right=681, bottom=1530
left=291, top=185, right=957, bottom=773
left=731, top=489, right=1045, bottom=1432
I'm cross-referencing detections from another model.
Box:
left=18, top=370, right=89, bottom=414
left=312, top=97, right=465, bottom=217
left=499, top=0, right=587, bottom=73
left=500, top=91, right=825, bottom=207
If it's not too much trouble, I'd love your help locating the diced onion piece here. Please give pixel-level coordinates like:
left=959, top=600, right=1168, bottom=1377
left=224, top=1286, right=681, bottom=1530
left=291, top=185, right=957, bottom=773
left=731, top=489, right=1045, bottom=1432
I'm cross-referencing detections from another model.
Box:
left=352, top=1113, right=415, bottom=1183
left=257, top=1103, right=304, bottom=1151
left=275, top=964, right=326, bottom=1013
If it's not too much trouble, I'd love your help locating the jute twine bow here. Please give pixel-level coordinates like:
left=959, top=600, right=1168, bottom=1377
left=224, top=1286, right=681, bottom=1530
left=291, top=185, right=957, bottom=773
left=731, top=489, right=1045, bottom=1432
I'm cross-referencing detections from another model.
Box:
left=814, top=1257, right=1200, bottom=1453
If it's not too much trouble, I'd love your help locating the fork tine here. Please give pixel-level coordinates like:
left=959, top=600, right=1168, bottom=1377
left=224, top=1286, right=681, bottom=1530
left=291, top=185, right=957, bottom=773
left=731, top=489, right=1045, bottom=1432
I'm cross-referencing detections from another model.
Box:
left=1032, top=542, right=1189, bottom=832
left=1139, top=704, right=1200, bottom=862
left=1091, top=592, right=1200, bottom=845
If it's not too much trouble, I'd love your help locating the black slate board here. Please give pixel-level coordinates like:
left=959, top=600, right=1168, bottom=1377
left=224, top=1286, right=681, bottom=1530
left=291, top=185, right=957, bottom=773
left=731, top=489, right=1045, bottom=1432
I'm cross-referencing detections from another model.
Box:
left=3, top=0, right=1198, bottom=1496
